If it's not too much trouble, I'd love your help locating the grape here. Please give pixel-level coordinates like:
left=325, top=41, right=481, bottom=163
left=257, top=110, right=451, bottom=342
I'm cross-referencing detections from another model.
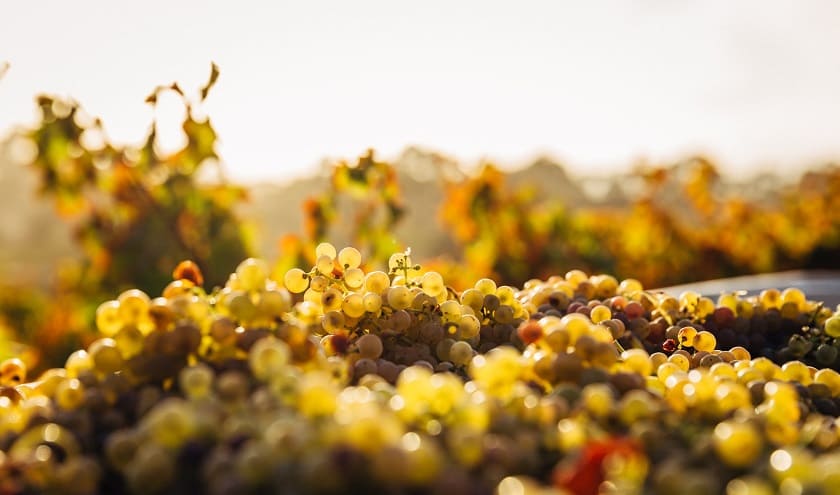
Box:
left=363, top=292, right=383, bottom=313
left=364, top=270, right=391, bottom=294
left=421, top=271, right=445, bottom=296
left=357, top=333, right=383, bottom=360
left=474, top=278, right=497, bottom=295
left=386, top=286, right=412, bottom=310
left=309, top=274, right=329, bottom=292
left=342, top=293, right=366, bottom=318
left=321, top=287, right=343, bottom=311
left=95, top=300, right=123, bottom=336
left=713, top=420, right=763, bottom=467
left=449, top=341, right=474, bottom=366
left=693, top=330, right=717, bottom=352
left=0, top=358, right=26, bottom=386
left=338, top=246, right=362, bottom=269
left=179, top=363, right=214, bottom=399
left=589, top=304, right=611, bottom=323
left=235, top=257, right=269, bottom=291
left=343, top=267, right=365, bottom=289
left=824, top=316, right=840, bottom=338
left=117, top=289, right=151, bottom=325
left=283, top=268, right=309, bottom=293
left=249, top=337, right=291, bottom=381
left=88, top=338, right=123, bottom=374
left=315, top=242, right=337, bottom=259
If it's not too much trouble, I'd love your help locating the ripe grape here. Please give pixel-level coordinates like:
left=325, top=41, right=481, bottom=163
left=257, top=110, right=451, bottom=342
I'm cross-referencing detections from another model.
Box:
left=283, top=268, right=309, bottom=293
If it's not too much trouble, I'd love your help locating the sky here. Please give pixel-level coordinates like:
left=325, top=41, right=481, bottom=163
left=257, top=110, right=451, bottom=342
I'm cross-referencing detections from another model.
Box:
left=1, top=0, right=840, bottom=184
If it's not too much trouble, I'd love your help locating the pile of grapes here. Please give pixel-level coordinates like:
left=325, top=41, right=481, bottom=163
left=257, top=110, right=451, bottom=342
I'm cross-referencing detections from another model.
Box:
left=1, top=244, right=840, bottom=495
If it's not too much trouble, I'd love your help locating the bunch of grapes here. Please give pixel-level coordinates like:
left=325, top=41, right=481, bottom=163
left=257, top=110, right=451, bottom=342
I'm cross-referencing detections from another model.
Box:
left=0, top=245, right=839, bottom=495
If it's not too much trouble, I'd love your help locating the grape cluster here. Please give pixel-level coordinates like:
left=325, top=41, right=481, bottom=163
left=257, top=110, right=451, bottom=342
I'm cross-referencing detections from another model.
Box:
left=0, top=245, right=839, bottom=495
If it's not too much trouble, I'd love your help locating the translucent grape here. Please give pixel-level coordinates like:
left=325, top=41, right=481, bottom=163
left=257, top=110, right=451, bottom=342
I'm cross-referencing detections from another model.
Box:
left=449, top=341, right=473, bottom=366
left=474, top=278, right=497, bottom=295
left=88, top=338, right=124, bottom=374
left=96, top=300, right=123, bottom=337
left=692, top=331, right=717, bottom=352
left=117, top=289, right=150, bottom=325
left=342, top=293, right=366, bottom=318
left=824, top=316, right=840, bottom=338
left=337, top=247, right=362, bottom=269
left=283, top=268, right=309, bottom=293
left=363, top=292, right=383, bottom=313
left=713, top=420, right=762, bottom=468
left=315, top=242, right=337, bottom=259
left=343, top=268, right=365, bottom=289
left=589, top=304, right=611, bottom=323
left=249, top=337, right=291, bottom=381
left=179, top=364, right=214, bottom=400
left=458, top=314, right=480, bottom=340
left=235, top=258, right=270, bottom=292
left=364, top=271, right=391, bottom=294
left=421, top=271, right=445, bottom=296
left=386, top=286, right=412, bottom=310
left=315, top=255, right=335, bottom=275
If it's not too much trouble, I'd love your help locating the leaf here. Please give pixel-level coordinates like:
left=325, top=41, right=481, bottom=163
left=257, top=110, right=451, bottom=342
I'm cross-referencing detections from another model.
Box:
left=200, top=62, right=220, bottom=101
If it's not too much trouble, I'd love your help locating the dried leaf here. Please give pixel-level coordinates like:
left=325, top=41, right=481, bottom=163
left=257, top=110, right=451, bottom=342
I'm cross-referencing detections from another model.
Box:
left=200, top=62, right=220, bottom=101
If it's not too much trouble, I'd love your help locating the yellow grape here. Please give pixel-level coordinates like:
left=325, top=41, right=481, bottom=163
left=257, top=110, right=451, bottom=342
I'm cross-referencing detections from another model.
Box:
left=693, top=331, right=717, bottom=352
left=364, top=271, right=391, bottom=294
left=283, top=268, right=309, bottom=293
left=337, top=247, right=362, bottom=269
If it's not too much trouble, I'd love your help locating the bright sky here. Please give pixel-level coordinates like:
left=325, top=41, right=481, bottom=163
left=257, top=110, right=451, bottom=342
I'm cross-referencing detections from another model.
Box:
left=2, top=0, right=840, bottom=183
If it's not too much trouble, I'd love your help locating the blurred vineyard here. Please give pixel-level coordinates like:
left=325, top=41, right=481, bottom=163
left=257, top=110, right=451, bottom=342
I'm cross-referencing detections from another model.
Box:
left=1, top=70, right=839, bottom=371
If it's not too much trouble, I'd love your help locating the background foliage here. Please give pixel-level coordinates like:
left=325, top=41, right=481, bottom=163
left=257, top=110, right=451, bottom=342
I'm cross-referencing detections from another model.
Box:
left=1, top=69, right=839, bottom=371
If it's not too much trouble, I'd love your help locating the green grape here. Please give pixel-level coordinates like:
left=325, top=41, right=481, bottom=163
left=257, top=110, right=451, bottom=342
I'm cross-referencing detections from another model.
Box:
left=96, top=300, right=123, bottom=337
left=117, top=289, right=151, bottom=325
left=356, top=333, right=383, bottom=360
left=439, top=300, right=462, bottom=323
left=759, top=288, right=781, bottom=310
left=712, top=420, right=764, bottom=468
left=283, top=268, right=309, bottom=293
left=449, top=341, right=473, bottom=366
left=493, top=305, right=515, bottom=324
left=0, top=358, right=26, bottom=386
left=725, top=477, right=774, bottom=495
left=342, top=293, right=366, bottom=318
left=474, top=278, right=497, bottom=295
left=581, top=383, right=614, bottom=418
left=235, top=258, right=270, bottom=292
left=618, top=278, right=643, bottom=296
left=321, top=287, right=343, bottom=312
left=421, top=271, right=445, bottom=296
left=693, top=331, right=717, bottom=352
left=677, top=326, right=697, bottom=348
left=54, top=378, right=85, bottom=411
left=178, top=363, right=214, bottom=400
left=249, top=337, right=291, bottom=381
left=257, top=288, right=292, bottom=319
left=781, top=287, right=806, bottom=311
left=565, top=269, right=588, bottom=285
left=387, top=286, right=412, bottom=310
left=460, top=288, right=485, bottom=313
left=364, top=270, right=391, bottom=294
left=815, top=343, right=838, bottom=365
left=363, top=292, right=383, bottom=313
left=343, top=268, right=365, bottom=289
left=495, top=285, right=516, bottom=305
left=88, top=338, right=124, bottom=374
left=824, top=316, right=840, bottom=338
left=678, top=290, right=701, bottom=311
left=322, top=310, right=346, bottom=333
left=143, top=398, right=196, bottom=448
left=337, top=247, right=362, bottom=269
left=590, top=304, right=611, bottom=323
left=309, top=275, right=329, bottom=292
left=458, top=314, right=480, bottom=340
left=315, top=242, right=337, bottom=259
left=225, top=290, right=257, bottom=323
left=104, top=429, right=140, bottom=469
left=65, top=350, right=93, bottom=378
left=621, top=349, right=652, bottom=376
